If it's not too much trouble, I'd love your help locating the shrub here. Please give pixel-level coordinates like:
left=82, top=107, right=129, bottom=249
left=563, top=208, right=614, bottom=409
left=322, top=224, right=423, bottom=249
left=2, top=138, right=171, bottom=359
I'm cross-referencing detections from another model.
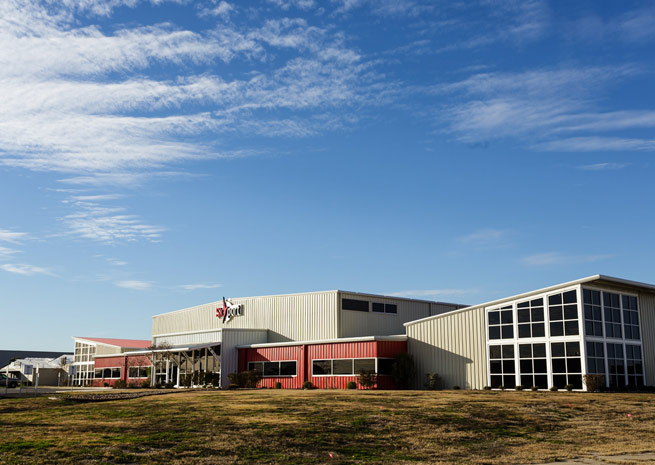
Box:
left=302, top=381, right=314, bottom=390
left=140, top=379, right=151, bottom=389
left=515, top=385, right=524, bottom=391
left=483, top=386, right=492, bottom=390
left=164, top=381, right=175, bottom=389
left=549, top=386, right=558, bottom=392
left=227, top=370, right=262, bottom=388
left=583, top=374, right=605, bottom=392
left=531, top=386, right=539, bottom=391
left=274, top=382, right=282, bottom=389
left=424, top=373, right=441, bottom=390
left=565, top=384, right=574, bottom=392
left=114, top=380, right=127, bottom=389
left=358, top=370, right=377, bottom=389
left=103, top=382, right=109, bottom=387
left=346, top=381, right=357, bottom=390
left=452, top=385, right=461, bottom=390
left=391, top=353, right=416, bottom=389
left=127, top=381, right=139, bottom=389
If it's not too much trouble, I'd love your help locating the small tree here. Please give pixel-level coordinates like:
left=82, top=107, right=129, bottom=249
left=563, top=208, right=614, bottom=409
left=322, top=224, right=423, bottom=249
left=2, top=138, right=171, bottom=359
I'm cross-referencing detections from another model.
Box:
left=583, top=374, right=605, bottom=392
left=424, top=373, right=441, bottom=390
left=358, top=369, right=377, bottom=389
left=391, top=353, right=416, bottom=389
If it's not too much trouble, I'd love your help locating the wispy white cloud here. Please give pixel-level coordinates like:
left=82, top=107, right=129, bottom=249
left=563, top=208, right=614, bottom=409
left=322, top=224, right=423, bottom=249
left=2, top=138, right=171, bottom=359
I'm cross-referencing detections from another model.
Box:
left=459, top=228, right=511, bottom=245
left=198, top=1, right=234, bottom=18
left=0, top=245, right=20, bottom=259
left=521, top=252, right=612, bottom=266
left=0, top=263, right=55, bottom=276
left=570, top=8, right=655, bottom=44
left=178, top=283, right=222, bottom=290
left=115, top=280, right=153, bottom=290
left=0, top=1, right=386, bottom=182
left=577, top=162, right=629, bottom=171
left=0, top=229, right=28, bottom=243
left=436, top=65, right=655, bottom=152
left=267, top=0, right=315, bottom=11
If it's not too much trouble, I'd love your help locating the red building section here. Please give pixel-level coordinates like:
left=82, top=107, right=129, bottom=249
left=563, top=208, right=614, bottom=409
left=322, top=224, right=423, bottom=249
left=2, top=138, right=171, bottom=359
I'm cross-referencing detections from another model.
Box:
left=93, top=354, right=152, bottom=387
left=238, top=339, right=407, bottom=389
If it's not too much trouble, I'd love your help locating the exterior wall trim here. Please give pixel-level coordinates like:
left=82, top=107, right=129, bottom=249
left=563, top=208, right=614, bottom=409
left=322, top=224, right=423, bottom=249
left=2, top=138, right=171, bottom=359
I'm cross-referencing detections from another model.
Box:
left=238, top=335, right=407, bottom=349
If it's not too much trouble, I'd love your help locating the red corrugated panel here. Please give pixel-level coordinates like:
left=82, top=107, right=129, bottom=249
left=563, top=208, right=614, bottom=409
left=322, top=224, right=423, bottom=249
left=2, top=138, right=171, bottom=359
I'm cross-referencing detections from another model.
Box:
left=238, top=340, right=408, bottom=390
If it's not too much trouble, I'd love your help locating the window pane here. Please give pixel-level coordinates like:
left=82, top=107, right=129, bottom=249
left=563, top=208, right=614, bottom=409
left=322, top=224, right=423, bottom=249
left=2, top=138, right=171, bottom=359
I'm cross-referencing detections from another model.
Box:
left=566, top=342, right=580, bottom=356
left=533, top=344, right=546, bottom=358
left=549, top=294, right=562, bottom=305
left=564, top=320, right=579, bottom=336
left=520, top=360, right=532, bottom=373
left=552, top=359, right=566, bottom=373
left=313, top=360, right=331, bottom=375
left=533, top=359, right=547, bottom=373
left=249, top=362, right=263, bottom=374
left=534, top=375, right=548, bottom=389
left=531, top=308, right=544, bottom=321
left=501, top=310, right=513, bottom=324
left=377, top=358, right=394, bottom=376
left=564, top=305, right=578, bottom=320
left=342, top=298, right=369, bottom=312
left=550, top=322, right=563, bottom=337
left=354, top=359, right=375, bottom=373
left=567, top=358, right=581, bottom=373
left=490, top=360, right=502, bottom=374
left=501, top=325, right=513, bottom=339
left=518, top=309, right=530, bottom=323
left=549, top=307, right=563, bottom=321
left=385, top=304, right=397, bottom=314
left=532, top=323, right=545, bottom=338
left=502, top=345, right=514, bottom=358
left=264, top=362, right=280, bottom=376
left=333, top=359, right=353, bottom=375
left=519, top=344, right=531, bottom=358
left=563, top=290, right=577, bottom=304
left=280, top=362, right=296, bottom=376
left=552, top=343, right=565, bottom=357
left=488, top=312, right=500, bottom=325
left=502, top=360, right=515, bottom=374
left=489, top=326, right=500, bottom=339
left=518, top=324, right=531, bottom=338
left=372, top=302, right=385, bottom=313
left=489, top=346, right=501, bottom=359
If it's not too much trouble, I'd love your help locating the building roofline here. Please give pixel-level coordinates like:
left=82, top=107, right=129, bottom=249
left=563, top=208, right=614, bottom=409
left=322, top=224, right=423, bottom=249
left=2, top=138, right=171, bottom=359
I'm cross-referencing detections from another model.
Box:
left=152, top=289, right=465, bottom=318
left=237, top=334, right=407, bottom=349
left=404, top=274, right=655, bottom=327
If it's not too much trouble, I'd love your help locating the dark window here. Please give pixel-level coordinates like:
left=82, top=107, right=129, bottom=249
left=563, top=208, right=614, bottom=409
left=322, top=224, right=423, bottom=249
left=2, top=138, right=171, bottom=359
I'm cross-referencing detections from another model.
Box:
left=377, top=358, right=394, bottom=376
left=313, top=360, right=332, bottom=376
left=342, top=298, right=369, bottom=312
left=264, top=362, right=280, bottom=377
left=488, top=306, right=513, bottom=340
left=583, top=289, right=603, bottom=337
left=603, top=292, right=623, bottom=339
left=248, top=362, right=263, bottom=374
left=586, top=342, right=605, bottom=375
left=333, top=359, right=353, bottom=375
left=551, top=341, right=581, bottom=389
left=622, top=295, right=640, bottom=340
left=372, top=302, right=385, bottom=313
left=489, top=344, right=515, bottom=389
left=385, top=304, right=397, bottom=314
left=518, top=343, right=548, bottom=389
left=516, top=298, right=545, bottom=339
left=548, top=291, right=578, bottom=336
left=354, top=359, right=375, bottom=373
left=280, top=362, right=297, bottom=376
left=607, top=343, right=625, bottom=388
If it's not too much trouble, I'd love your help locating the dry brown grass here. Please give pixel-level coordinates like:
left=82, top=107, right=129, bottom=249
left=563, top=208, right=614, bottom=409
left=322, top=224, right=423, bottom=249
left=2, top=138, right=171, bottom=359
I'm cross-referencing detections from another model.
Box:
left=1, top=389, right=654, bottom=464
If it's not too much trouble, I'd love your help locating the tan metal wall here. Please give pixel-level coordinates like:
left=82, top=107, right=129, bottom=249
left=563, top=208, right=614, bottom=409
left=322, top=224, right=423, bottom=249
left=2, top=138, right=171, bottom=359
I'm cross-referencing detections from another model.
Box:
left=431, top=302, right=465, bottom=316
left=94, top=344, right=124, bottom=356
left=152, top=291, right=339, bottom=344
left=339, top=292, right=440, bottom=338
left=220, top=329, right=269, bottom=389
left=406, top=306, right=487, bottom=390
left=639, top=293, right=655, bottom=386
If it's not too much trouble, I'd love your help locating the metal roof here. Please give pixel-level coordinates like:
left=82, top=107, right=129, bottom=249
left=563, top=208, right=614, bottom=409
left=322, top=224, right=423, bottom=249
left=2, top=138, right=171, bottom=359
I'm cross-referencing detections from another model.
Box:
left=404, top=274, right=655, bottom=327
left=73, top=337, right=152, bottom=348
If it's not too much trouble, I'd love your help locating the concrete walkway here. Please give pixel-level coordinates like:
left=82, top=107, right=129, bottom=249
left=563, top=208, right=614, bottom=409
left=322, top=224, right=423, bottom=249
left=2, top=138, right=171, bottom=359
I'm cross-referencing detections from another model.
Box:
left=535, top=452, right=655, bottom=464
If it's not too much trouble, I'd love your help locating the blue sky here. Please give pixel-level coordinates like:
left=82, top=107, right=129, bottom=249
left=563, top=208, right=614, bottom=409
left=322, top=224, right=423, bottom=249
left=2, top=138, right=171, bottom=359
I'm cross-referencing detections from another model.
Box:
left=1, top=0, right=654, bottom=351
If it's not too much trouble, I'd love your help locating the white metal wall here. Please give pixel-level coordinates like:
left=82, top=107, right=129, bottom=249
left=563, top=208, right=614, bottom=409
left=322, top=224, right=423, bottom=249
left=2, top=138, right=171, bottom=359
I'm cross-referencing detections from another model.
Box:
left=639, top=293, right=655, bottom=386
left=406, top=306, right=487, bottom=390
left=339, top=292, right=444, bottom=338
left=220, top=329, right=268, bottom=388
left=152, top=291, right=339, bottom=344
left=152, top=330, right=223, bottom=347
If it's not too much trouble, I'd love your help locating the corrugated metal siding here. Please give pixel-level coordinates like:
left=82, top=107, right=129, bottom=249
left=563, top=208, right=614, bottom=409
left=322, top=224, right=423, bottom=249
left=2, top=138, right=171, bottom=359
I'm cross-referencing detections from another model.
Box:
left=152, top=292, right=338, bottom=343
left=153, top=330, right=223, bottom=347
left=639, top=293, right=655, bottom=386
left=238, top=340, right=407, bottom=389
left=94, top=344, right=123, bottom=356
left=220, top=330, right=268, bottom=389
left=339, top=292, right=431, bottom=338
left=239, top=346, right=304, bottom=389
left=407, top=306, right=487, bottom=390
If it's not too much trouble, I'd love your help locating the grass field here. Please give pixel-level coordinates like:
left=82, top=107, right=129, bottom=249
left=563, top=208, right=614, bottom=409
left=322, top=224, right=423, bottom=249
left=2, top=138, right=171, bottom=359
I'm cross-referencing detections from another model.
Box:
left=1, top=389, right=654, bottom=464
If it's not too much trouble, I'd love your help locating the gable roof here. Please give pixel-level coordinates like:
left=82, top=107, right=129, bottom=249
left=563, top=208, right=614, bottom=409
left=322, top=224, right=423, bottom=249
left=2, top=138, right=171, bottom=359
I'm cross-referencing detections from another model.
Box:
left=74, top=337, right=151, bottom=348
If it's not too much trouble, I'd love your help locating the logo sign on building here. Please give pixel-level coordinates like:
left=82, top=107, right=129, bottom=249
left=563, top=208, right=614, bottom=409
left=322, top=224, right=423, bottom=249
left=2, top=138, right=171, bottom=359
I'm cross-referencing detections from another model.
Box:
left=216, top=297, right=242, bottom=324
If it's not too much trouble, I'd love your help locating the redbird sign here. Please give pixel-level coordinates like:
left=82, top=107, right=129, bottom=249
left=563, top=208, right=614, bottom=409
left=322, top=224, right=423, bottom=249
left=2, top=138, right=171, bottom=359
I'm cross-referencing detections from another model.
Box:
left=216, top=297, right=242, bottom=323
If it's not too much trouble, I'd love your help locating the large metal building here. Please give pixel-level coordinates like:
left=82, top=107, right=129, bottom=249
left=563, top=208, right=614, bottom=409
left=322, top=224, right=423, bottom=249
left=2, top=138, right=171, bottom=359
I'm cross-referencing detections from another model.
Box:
left=82, top=275, right=655, bottom=391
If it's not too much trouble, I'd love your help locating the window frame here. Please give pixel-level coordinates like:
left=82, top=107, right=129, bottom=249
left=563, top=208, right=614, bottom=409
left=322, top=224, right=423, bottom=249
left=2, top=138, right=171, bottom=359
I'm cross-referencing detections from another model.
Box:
left=247, top=360, right=297, bottom=378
